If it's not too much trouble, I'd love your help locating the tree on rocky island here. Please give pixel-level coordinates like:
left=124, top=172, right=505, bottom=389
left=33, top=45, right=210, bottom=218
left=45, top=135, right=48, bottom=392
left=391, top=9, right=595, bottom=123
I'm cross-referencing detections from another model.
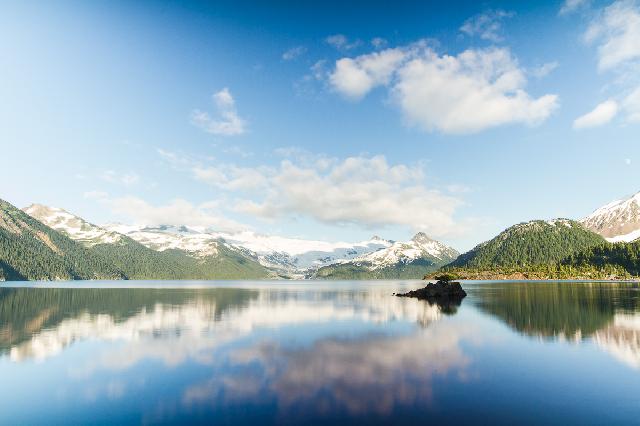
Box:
left=433, top=273, right=459, bottom=283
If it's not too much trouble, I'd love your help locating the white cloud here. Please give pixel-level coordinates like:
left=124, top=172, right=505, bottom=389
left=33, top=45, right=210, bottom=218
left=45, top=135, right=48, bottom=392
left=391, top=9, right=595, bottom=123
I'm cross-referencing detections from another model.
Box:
left=192, top=165, right=271, bottom=191
left=282, top=46, right=307, bottom=61
left=328, top=41, right=558, bottom=134
left=530, top=61, right=559, bottom=78
left=623, top=86, right=640, bottom=122
left=371, top=37, right=388, bottom=49
left=460, top=9, right=514, bottom=42
left=100, top=170, right=140, bottom=187
left=157, top=148, right=193, bottom=167
left=329, top=47, right=407, bottom=99
left=625, top=158, right=632, bottom=165
left=104, top=196, right=245, bottom=231
left=577, top=1, right=640, bottom=125
left=309, top=60, right=327, bottom=80
left=585, top=0, right=640, bottom=71
left=325, top=34, right=361, bottom=50
left=573, top=99, right=619, bottom=129
left=155, top=148, right=468, bottom=236
left=191, top=88, right=247, bottom=136
left=395, top=48, right=558, bottom=133
left=231, top=155, right=462, bottom=236
left=157, top=148, right=270, bottom=192
left=560, top=0, right=590, bottom=15
left=83, top=190, right=108, bottom=200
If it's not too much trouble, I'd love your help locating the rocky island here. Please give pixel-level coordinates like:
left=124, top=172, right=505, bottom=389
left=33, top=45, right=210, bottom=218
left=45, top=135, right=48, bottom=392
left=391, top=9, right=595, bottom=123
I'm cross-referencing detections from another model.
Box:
left=395, top=274, right=467, bottom=301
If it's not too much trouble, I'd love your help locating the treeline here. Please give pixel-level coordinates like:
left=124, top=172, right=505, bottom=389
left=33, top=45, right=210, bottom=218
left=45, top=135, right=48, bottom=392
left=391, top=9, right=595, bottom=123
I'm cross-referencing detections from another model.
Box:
left=561, top=240, right=640, bottom=276
left=315, top=259, right=441, bottom=280
left=436, top=242, right=640, bottom=281
left=0, top=199, right=269, bottom=281
left=0, top=200, right=124, bottom=281
left=433, top=218, right=640, bottom=280
left=434, top=263, right=632, bottom=281
left=450, top=220, right=606, bottom=269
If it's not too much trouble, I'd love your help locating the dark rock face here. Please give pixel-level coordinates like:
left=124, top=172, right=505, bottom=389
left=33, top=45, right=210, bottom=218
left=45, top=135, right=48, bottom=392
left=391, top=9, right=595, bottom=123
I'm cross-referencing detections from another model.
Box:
left=396, top=281, right=467, bottom=301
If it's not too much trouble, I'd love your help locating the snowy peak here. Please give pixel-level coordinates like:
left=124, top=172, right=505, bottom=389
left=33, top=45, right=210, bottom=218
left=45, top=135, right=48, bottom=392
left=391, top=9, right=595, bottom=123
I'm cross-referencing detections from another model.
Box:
left=411, top=232, right=435, bottom=244
left=19, top=202, right=459, bottom=276
left=23, top=204, right=122, bottom=247
left=101, top=223, right=220, bottom=258
left=339, top=234, right=458, bottom=271
left=581, top=191, right=640, bottom=242
left=101, top=224, right=392, bottom=271
left=193, top=231, right=392, bottom=271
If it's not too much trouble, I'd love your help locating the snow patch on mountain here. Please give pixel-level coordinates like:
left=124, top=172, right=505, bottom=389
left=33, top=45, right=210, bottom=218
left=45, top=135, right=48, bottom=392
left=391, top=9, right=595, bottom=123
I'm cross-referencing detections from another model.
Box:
left=333, top=232, right=459, bottom=271
left=21, top=203, right=458, bottom=275
left=210, top=231, right=391, bottom=270
left=582, top=192, right=640, bottom=242
left=23, top=204, right=122, bottom=247
left=102, top=224, right=220, bottom=257
left=102, top=224, right=391, bottom=271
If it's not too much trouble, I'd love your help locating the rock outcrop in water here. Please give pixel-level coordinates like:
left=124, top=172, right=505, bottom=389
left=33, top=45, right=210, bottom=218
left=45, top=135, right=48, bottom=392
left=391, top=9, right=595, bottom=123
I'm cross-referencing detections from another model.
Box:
left=395, top=280, right=467, bottom=301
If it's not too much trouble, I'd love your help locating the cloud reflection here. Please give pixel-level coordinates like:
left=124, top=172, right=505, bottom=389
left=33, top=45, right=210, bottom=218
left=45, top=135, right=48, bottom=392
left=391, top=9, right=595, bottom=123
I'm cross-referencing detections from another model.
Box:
left=5, top=288, right=444, bottom=368
left=594, top=313, right=640, bottom=369
left=183, top=320, right=473, bottom=417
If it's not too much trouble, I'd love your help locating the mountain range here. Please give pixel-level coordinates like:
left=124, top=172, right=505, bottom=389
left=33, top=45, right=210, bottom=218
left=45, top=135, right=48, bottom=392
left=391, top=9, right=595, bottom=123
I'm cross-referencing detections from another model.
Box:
left=316, top=233, right=458, bottom=279
left=1, top=199, right=456, bottom=281
left=3, top=190, right=640, bottom=281
left=449, top=219, right=606, bottom=269
left=443, top=191, right=640, bottom=279
left=581, top=192, right=640, bottom=243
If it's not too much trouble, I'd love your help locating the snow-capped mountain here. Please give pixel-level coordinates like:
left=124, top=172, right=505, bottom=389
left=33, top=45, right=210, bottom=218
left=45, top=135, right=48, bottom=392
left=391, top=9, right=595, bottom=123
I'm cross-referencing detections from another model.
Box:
left=24, top=204, right=122, bottom=247
left=105, top=223, right=392, bottom=272
left=333, top=232, right=458, bottom=270
left=210, top=231, right=391, bottom=271
left=581, top=191, right=640, bottom=242
left=102, top=223, right=221, bottom=257
left=22, top=203, right=457, bottom=277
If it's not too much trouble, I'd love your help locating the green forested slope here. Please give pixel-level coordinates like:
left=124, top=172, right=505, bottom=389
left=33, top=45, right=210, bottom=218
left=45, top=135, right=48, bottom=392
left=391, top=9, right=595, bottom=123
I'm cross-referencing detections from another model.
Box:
left=91, top=239, right=269, bottom=280
left=561, top=240, right=640, bottom=276
left=449, top=219, right=606, bottom=269
left=0, top=198, right=269, bottom=281
left=0, top=199, right=124, bottom=280
left=315, top=258, right=446, bottom=279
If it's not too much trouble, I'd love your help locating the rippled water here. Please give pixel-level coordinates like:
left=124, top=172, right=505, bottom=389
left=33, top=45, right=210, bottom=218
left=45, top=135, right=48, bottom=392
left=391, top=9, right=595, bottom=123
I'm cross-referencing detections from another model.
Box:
left=2, top=280, right=640, bottom=425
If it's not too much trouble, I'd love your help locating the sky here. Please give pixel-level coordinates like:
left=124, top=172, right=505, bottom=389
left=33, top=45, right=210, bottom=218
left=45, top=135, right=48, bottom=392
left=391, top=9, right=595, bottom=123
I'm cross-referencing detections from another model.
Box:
left=1, top=0, right=640, bottom=251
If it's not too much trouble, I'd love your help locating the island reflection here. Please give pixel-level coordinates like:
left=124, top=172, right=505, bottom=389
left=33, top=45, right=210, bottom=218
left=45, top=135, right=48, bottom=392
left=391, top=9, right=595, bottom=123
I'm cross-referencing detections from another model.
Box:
left=4, top=283, right=640, bottom=424
left=0, top=286, right=475, bottom=422
left=469, top=281, right=640, bottom=367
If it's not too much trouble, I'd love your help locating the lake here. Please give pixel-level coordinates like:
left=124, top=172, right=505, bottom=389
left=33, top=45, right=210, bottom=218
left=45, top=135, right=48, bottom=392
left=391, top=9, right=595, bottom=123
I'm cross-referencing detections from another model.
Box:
left=1, top=280, right=640, bottom=425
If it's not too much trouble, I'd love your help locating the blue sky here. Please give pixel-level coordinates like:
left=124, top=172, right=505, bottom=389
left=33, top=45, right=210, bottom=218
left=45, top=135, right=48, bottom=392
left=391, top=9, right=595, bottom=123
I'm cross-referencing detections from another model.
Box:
left=1, top=0, right=639, bottom=251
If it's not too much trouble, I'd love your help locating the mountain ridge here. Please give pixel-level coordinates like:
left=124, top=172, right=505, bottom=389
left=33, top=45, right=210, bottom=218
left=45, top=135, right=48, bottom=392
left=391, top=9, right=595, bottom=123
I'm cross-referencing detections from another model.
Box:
left=10, top=201, right=270, bottom=280
left=314, top=232, right=459, bottom=279
left=17, top=202, right=456, bottom=280
left=448, top=219, right=605, bottom=269
left=581, top=191, right=640, bottom=242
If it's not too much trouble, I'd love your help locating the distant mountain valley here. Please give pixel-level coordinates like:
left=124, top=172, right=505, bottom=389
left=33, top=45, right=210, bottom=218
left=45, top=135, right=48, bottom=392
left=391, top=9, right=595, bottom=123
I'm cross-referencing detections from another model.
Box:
left=2, top=190, right=640, bottom=281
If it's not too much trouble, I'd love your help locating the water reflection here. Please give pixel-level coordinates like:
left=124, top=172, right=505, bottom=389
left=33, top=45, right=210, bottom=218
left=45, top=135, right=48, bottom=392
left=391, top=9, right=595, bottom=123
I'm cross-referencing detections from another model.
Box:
left=594, top=313, right=640, bottom=368
left=0, top=287, right=451, bottom=364
left=184, top=327, right=471, bottom=418
left=3, top=282, right=640, bottom=424
left=469, top=281, right=640, bottom=368
left=469, top=282, right=639, bottom=338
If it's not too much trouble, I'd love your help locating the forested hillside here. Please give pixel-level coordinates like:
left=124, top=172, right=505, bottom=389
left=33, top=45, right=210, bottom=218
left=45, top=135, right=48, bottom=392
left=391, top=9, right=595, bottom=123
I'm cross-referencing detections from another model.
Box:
left=0, top=198, right=269, bottom=281
left=0, top=199, right=124, bottom=281
left=449, top=219, right=606, bottom=269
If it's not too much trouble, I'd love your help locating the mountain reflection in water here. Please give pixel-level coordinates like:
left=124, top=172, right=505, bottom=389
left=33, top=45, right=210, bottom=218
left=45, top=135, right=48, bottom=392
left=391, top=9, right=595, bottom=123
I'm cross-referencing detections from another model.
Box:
left=2, top=281, right=640, bottom=425
left=467, top=281, right=640, bottom=368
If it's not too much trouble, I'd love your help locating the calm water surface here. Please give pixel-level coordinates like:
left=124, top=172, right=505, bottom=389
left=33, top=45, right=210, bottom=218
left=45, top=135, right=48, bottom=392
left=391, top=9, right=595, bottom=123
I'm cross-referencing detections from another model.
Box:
left=2, top=280, right=640, bottom=425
